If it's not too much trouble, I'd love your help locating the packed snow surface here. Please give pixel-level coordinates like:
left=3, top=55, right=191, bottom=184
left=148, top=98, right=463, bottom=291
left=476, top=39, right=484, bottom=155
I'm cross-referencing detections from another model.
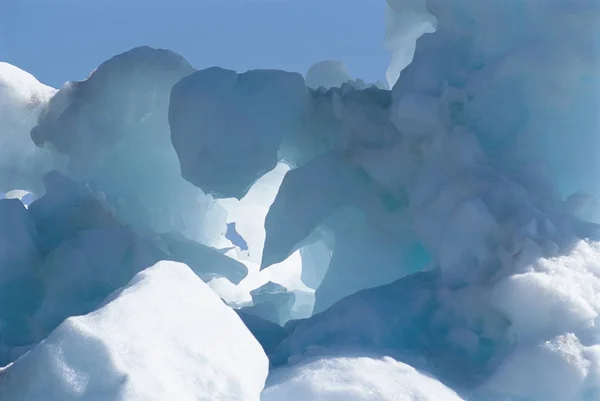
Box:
left=262, top=356, right=465, bottom=401
left=0, top=0, right=599, bottom=400
left=0, top=262, right=268, bottom=401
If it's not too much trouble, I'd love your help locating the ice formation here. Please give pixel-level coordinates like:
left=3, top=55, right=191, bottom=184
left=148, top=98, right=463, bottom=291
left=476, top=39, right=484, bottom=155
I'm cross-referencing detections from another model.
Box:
left=0, top=262, right=268, bottom=401
left=240, top=281, right=296, bottom=326
left=305, top=60, right=353, bottom=90
left=169, top=67, right=308, bottom=200
left=0, top=0, right=599, bottom=400
left=0, top=62, right=57, bottom=194
left=30, top=47, right=225, bottom=244
left=0, top=172, right=246, bottom=366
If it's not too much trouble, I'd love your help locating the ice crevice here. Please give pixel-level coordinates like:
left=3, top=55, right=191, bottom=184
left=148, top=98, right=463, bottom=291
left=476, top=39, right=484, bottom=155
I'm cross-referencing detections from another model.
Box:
left=0, top=0, right=599, bottom=400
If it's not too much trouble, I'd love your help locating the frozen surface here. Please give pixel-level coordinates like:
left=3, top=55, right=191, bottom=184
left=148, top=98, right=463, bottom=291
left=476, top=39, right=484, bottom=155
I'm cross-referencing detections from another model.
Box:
left=0, top=63, right=56, bottom=193
left=0, top=172, right=246, bottom=366
left=305, top=60, right=387, bottom=90
left=170, top=68, right=308, bottom=199
left=0, top=0, right=599, bottom=399
left=0, top=261, right=268, bottom=401
left=305, top=60, right=352, bottom=90
left=240, top=281, right=296, bottom=326
left=384, top=0, right=436, bottom=87
left=30, top=47, right=224, bottom=244
left=208, top=163, right=315, bottom=321
left=262, top=356, right=464, bottom=401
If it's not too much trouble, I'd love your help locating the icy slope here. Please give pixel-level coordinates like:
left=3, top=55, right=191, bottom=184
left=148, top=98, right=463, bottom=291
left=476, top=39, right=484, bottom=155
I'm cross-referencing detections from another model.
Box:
left=0, top=261, right=268, bottom=401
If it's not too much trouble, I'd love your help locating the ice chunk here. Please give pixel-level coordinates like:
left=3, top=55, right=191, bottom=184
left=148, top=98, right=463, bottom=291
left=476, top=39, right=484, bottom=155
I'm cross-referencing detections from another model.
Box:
left=30, top=47, right=223, bottom=243
left=169, top=67, right=309, bottom=199
left=305, top=60, right=352, bottom=90
left=0, top=261, right=269, bottom=401
left=299, top=238, right=332, bottom=289
left=28, top=171, right=121, bottom=253
left=236, top=311, right=290, bottom=356
left=261, top=153, right=372, bottom=270
left=30, top=227, right=165, bottom=343
left=313, top=208, right=430, bottom=314
left=0, top=199, right=43, bottom=331
left=262, top=356, right=465, bottom=401
left=0, top=199, right=41, bottom=284
left=384, top=0, right=436, bottom=87
left=159, top=232, right=248, bottom=284
left=240, top=281, right=296, bottom=326
left=271, top=270, right=513, bottom=386
left=0, top=63, right=56, bottom=193
left=262, top=154, right=425, bottom=312
left=0, top=172, right=246, bottom=365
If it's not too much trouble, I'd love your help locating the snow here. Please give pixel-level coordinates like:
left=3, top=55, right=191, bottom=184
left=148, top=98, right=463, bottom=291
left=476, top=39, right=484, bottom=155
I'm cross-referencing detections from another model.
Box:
left=0, top=261, right=268, bottom=401
left=262, top=356, right=464, bottom=401
left=0, top=62, right=56, bottom=193
left=0, top=0, right=599, bottom=399
left=170, top=68, right=309, bottom=199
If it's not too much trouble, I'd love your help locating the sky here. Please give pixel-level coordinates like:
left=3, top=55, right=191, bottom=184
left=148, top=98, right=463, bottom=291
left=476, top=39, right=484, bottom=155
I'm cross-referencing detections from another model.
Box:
left=0, top=0, right=389, bottom=89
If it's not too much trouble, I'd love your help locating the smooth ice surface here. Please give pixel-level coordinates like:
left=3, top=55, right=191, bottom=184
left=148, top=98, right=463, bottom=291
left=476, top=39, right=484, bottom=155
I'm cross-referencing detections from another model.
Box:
left=241, top=281, right=296, bottom=325
left=170, top=68, right=308, bottom=199
left=0, top=261, right=269, bottom=401
left=30, top=47, right=225, bottom=244
left=0, top=62, right=56, bottom=193
left=262, top=356, right=465, bottom=401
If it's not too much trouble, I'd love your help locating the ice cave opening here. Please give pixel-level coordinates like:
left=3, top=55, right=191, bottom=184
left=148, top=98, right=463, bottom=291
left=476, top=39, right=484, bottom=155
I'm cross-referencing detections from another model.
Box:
left=208, top=161, right=321, bottom=323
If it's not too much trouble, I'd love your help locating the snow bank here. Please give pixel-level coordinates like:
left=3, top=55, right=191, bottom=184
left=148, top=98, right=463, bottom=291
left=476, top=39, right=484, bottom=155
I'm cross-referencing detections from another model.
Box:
left=0, top=62, right=56, bottom=193
left=0, top=261, right=268, bottom=401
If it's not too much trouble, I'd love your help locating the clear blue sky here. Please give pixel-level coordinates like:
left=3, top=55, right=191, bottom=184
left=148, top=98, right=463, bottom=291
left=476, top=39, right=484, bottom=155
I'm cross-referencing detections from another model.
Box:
left=0, top=0, right=388, bottom=88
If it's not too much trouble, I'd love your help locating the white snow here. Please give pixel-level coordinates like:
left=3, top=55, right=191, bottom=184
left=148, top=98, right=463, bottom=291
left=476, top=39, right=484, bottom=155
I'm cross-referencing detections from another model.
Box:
left=0, top=62, right=56, bottom=193
left=0, top=261, right=268, bottom=401
left=262, top=356, right=465, bottom=401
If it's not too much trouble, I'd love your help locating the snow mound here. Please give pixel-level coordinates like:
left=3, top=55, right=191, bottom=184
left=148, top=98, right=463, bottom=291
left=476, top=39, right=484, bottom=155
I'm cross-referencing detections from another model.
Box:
left=0, top=62, right=56, bottom=193
left=0, top=261, right=268, bottom=401
left=262, top=356, right=464, bottom=401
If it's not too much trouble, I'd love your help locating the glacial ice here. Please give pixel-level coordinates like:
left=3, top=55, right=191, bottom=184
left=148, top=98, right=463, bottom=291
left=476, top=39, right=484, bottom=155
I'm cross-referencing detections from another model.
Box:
left=240, top=281, right=296, bottom=326
left=169, top=67, right=308, bottom=199
left=30, top=47, right=225, bottom=244
left=0, top=0, right=598, bottom=399
left=0, top=172, right=246, bottom=366
left=305, top=60, right=388, bottom=91
left=0, top=262, right=268, bottom=401
left=0, top=63, right=56, bottom=194
left=305, top=60, right=352, bottom=90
